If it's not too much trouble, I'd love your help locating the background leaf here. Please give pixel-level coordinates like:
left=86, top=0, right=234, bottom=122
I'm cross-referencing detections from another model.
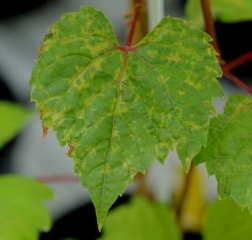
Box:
left=203, top=198, right=252, bottom=240
left=0, top=174, right=53, bottom=240
left=98, top=196, right=182, bottom=240
left=195, top=94, right=252, bottom=211
left=0, top=101, right=31, bottom=149
left=30, top=6, right=223, bottom=229
left=185, top=0, right=252, bottom=29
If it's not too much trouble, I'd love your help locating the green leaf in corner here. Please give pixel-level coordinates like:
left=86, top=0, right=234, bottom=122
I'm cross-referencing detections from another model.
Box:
left=185, top=0, right=252, bottom=29
left=29, top=6, right=223, bottom=229
left=0, top=174, right=53, bottom=240
left=195, top=94, right=252, bottom=211
left=98, top=196, right=182, bottom=240
left=203, top=198, right=252, bottom=240
left=0, top=101, right=31, bottom=149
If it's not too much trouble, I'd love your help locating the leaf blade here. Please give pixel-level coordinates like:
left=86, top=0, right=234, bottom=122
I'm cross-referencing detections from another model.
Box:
left=99, top=196, right=182, bottom=240
left=134, top=17, right=223, bottom=170
left=0, top=101, right=31, bottom=148
left=203, top=198, right=252, bottom=240
left=0, top=174, right=53, bottom=240
left=185, top=0, right=252, bottom=28
left=30, top=6, right=224, bottom=229
left=195, top=94, right=252, bottom=211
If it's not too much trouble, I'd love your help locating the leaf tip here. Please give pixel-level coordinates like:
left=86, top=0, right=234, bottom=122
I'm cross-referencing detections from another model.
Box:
left=97, top=220, right=104, bottom=233
left=183, top=157, right=192, bottom=173
left=96, top=208, right=108, bottom=232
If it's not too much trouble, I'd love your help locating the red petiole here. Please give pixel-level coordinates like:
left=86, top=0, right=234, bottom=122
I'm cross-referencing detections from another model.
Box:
left=200, top=0, right=252, bottom=95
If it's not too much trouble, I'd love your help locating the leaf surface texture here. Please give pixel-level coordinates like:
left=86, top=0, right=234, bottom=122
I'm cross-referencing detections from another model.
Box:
left=195, top=94, right=252, bottom=211
left=30, top=6, right=223, bottom=229
left=99, top=196, right=182, bottom=240
left=0, top=175, right=53, bottom=239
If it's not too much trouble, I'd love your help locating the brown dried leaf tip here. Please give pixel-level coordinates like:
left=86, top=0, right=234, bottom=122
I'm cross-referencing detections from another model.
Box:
left=66, top=145, right=74, bottom=155
left=37, top=46, right=42, bottom=52
left=43, top=126, right=48, bottom=139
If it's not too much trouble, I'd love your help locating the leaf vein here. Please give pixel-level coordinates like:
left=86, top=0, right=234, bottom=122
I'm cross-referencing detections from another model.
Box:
left=134, top=51, right=191, bottom=161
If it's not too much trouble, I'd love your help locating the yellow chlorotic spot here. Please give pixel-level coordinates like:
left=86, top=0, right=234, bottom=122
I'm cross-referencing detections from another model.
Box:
left=169, top=54, right=181, bottom=63
left=123, top=162, right=128, bottom=168
left=147, top=49, right=159, bottom=58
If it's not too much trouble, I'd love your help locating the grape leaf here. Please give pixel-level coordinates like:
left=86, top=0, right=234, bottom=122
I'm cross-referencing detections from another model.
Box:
left=0, top=101, right=31, bottom=149
left=185, top=0, right=252, bottom=29
left=203, top=198, right=252, bottom=240
left=99, top=196, right=182, bottom=240
left=195, top=94, right=252, bottom=211
left=0, top=174, right=53, bottom=240
left=29, top=6, right=223, bottom=229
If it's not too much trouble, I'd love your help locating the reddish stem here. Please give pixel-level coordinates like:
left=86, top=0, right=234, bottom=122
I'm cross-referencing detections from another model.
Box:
left=200, top=0, right=222, bottom=63
left=224, top=50, right=252, bottom=71
left=222, top=66, right=252, bottom=94
left=36, top=174, right=78, bottom=184
left=125, top=6, right=141, bottom=46
left=200, top=0, right=252, bottom=95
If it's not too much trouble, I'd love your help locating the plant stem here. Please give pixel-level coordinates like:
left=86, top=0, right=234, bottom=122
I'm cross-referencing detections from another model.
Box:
left=125, top=2, right=142, bottom=46
left=134, top=172, right=153, bottom=200
left=224, top=50, right=252, bottom=71
left=200, top=0, right=252, bottom=95
left=174, top=163, right=194, bottom=222
left=200, top=0, right=222, bottom=63
left=126, top=0, right=153, bottom=200
left=36, top=174, right=78, bottom=183
left=222, top=66, right=252, bottom=94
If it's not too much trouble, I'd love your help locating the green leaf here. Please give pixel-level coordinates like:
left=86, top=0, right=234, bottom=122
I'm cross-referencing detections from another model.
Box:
left=0, top=101, right=31, bottom=149
left=195, top=94, right=252, bottom=211
left=30, top=6, right=223, bottom=229
left=0, top=174, right=53, bottom=240
left=98, top=196, right=182, bottom=240
left=203, top=198, right=252, bottom=240
left=185, top=0, right=252, bottom=29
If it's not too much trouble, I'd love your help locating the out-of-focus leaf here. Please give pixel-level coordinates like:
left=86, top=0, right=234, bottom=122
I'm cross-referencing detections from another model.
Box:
left=30, top=6, right=223, bottom=229
left=98, top=196, right=182, bottom=240
left=0, top=174, right=53, bottom=240
left=185, top=0, right=252, bottom=29
left=203, top=198, right=252, bottom=240
left=0, top=101, right=31, bottom=149
left=195, top=94, right=252, bottom=211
